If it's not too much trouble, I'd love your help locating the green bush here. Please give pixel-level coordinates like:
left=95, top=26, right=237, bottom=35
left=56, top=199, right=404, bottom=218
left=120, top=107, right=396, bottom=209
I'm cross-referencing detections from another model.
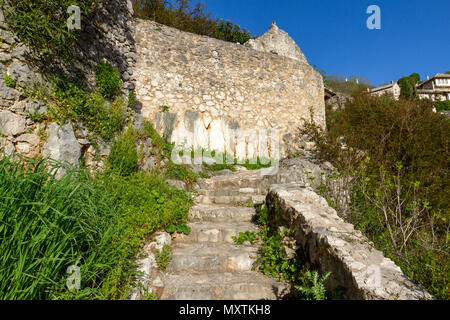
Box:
left=95, top=62, right=122, bottom=99
left=435, top=100, right=450, bottom=111
left=4, top=74, right=16, bottom=88
left=398, top=73, right=420, bottom=100
left=2, top=0, right=99, bottom=62
left=132, top=0, right=253, bottom=44
left=26, top=73, right=127, bottom=141
left=215, top=19, right=251, bottom=44
left=300, top=94, right=449, bottom=299
left=107, top=127, right=139, bottom=176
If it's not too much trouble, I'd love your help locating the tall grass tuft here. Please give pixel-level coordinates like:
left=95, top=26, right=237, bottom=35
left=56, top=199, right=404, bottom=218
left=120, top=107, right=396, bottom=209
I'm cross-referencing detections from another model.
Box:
left=0, top=151, right=193, bottom=299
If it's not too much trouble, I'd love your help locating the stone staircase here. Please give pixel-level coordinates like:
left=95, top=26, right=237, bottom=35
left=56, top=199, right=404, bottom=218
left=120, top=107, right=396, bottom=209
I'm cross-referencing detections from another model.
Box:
left=160, top=169, right=289, bottom=300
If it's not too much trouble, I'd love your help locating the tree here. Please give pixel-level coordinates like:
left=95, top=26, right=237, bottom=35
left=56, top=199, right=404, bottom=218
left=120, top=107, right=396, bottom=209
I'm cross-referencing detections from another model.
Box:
left=446, top=71, right=450, bottom=74
left=398, top=73, right=420, bottom=100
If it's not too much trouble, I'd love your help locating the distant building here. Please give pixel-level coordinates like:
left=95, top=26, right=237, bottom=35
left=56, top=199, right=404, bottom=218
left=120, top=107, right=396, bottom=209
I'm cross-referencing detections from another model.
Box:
left=367, top=81, right=401, bottom=100
left=416, top=74, right=450, bottom=101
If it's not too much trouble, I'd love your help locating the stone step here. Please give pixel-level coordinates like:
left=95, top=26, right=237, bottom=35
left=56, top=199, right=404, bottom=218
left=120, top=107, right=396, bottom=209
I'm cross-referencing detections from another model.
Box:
left=196, top=194, right=266, bottom=205
left=167, top=242, right=259, bottom=273
left=196, top=187, right=265, bottom=197
left=189, top=204, right=256, bottom=223
left=174, top=221, right=260, bottom=244
left=196, top=170, right=272, bottom=191
left=161, top=272, right=290, bottom=300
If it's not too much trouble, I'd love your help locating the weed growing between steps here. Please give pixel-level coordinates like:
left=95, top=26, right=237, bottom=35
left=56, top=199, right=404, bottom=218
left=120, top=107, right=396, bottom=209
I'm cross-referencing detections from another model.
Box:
left=0, top=150, right=193, bottom=299
left=232, top=231, right=258, bottom=245
left=178, top=148, right=278, bottom=174
left=247, top=204, right=336, bottom=300
left=155, top=245, right=173, bottom=270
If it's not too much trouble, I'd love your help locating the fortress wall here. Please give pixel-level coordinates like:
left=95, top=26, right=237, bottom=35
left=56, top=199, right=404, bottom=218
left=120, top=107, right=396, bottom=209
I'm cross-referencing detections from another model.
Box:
left=133, top=19, right=325, bottom=160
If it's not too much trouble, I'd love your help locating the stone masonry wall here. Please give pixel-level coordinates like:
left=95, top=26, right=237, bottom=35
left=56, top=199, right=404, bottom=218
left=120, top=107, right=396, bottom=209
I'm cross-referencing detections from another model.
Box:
left=133, top=20, right=325, bottom=160
left=266, top=183, right=433, bottom=300
left=0, top=1, right=137, bottom=173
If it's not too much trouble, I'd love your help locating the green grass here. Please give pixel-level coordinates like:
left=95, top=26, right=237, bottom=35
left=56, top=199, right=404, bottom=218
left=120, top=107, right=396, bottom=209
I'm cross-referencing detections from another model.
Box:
left=0, top=151, right=192, bottom=300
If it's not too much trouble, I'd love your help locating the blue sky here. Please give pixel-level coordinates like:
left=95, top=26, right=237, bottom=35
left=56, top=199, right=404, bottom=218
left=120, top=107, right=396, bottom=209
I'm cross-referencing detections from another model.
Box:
left=204, top=0, right=450, bottom=86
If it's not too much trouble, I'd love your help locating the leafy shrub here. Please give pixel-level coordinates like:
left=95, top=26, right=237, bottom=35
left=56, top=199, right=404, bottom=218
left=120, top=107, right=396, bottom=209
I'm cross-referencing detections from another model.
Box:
left=132, top=0, right=253, bottom=44
left=128, top=90, right=137, bottom=108
left=295, top=271, right=330, bottom=300
left=2, top=0, right=99, bottom=62
left=300, top=94, right=449, bottom=299
left=435, top=100, right=450, bottom=111
left=398, top=73, right=420, bottom=100
left=166, top=223, right=191, bottom=235
left=26, top=73, right=127, bottom=141
left=107, top=127, right=139, bottom=176
left=95, top=62, right=122, bottom=99
left=215, top=19, right=251, bottom=44
left=233, top=231, right=258, bottom=245
left=4, top=74, right=16, bottom=88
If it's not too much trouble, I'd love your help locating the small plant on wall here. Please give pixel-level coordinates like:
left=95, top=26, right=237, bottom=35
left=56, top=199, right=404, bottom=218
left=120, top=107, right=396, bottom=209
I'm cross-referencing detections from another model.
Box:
left=95, top=61, right=122, bottom=99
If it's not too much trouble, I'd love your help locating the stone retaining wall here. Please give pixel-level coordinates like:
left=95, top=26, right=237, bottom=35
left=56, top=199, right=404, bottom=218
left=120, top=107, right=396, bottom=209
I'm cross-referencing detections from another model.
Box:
left=266, top=183, right=433, bottom=300
left=133, top=20, right=325, bottom=159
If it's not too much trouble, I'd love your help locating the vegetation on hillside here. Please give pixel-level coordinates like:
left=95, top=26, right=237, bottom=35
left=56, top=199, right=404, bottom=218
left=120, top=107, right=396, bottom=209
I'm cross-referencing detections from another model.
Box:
left=313, top=66, right=373, bottom=96
left=300, top=94, right=449, bottom=299
left=24, top=62, right=127, bottom=142
left=1, top=0, right=99, bottom=63
left=132, top=0, right=252, bottom=44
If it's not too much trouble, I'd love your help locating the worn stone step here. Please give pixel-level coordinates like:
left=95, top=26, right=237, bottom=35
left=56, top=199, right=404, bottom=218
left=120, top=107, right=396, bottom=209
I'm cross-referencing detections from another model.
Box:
left=196, top=170, right=272, bottom=191
left=196, top=194, right=266, bottom=205
left=167, top=243, right=259, bottom=273
left=196, top=187, right=265, bottom=197
left=161, top=272, right=290, bottom=300
left=189, top=204, right=256, bottom=223
left=174, top=221, right=260, bottom=244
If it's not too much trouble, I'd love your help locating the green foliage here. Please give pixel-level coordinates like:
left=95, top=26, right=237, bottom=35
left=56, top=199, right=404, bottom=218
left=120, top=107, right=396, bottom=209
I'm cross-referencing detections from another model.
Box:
left=155, top=245, right=173, bottom=270
left=166, top=162, right=199, bottom=184
left=233, top=231, right=258, bottom=245
left=132, top=0, right=253, bottom=44
left=4, top=74, right=16, bottom=88
left=446, top=71, right=450, bottom=75
left=95, top=62, right=122, bottom=99
left=215, top=19, right=251, bottom=44
left=435, top=100, right=450, bottom=111
left=2, top=0, right=99, bottom=63
left=0, top=151, right=193, bottom=300
left=295, top=271, right=331, bottom=300
left=107, top=126, right=139, bottom=176
left=300, top=94, right=449, bottom=299
left=160, top=105, right=170, bottom=112
left=25, top=74, right=127, bottom=141
left=128, top=90, right=137, bottom=108
left=166, top=223, right=191, bottom=235
left=398, top=73, right=420, bottom=100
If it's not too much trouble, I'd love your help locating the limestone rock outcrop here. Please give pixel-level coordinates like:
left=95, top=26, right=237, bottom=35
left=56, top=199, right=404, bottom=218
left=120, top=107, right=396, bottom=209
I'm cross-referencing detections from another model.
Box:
left=245, top=22, right=308, bottom=64
left=43, top=123, right=81, bottom=178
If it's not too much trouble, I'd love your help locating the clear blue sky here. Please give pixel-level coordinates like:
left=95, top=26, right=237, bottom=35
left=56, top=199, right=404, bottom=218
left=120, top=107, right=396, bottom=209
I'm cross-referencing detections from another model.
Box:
left=204, top=0, right=450, bottom=86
